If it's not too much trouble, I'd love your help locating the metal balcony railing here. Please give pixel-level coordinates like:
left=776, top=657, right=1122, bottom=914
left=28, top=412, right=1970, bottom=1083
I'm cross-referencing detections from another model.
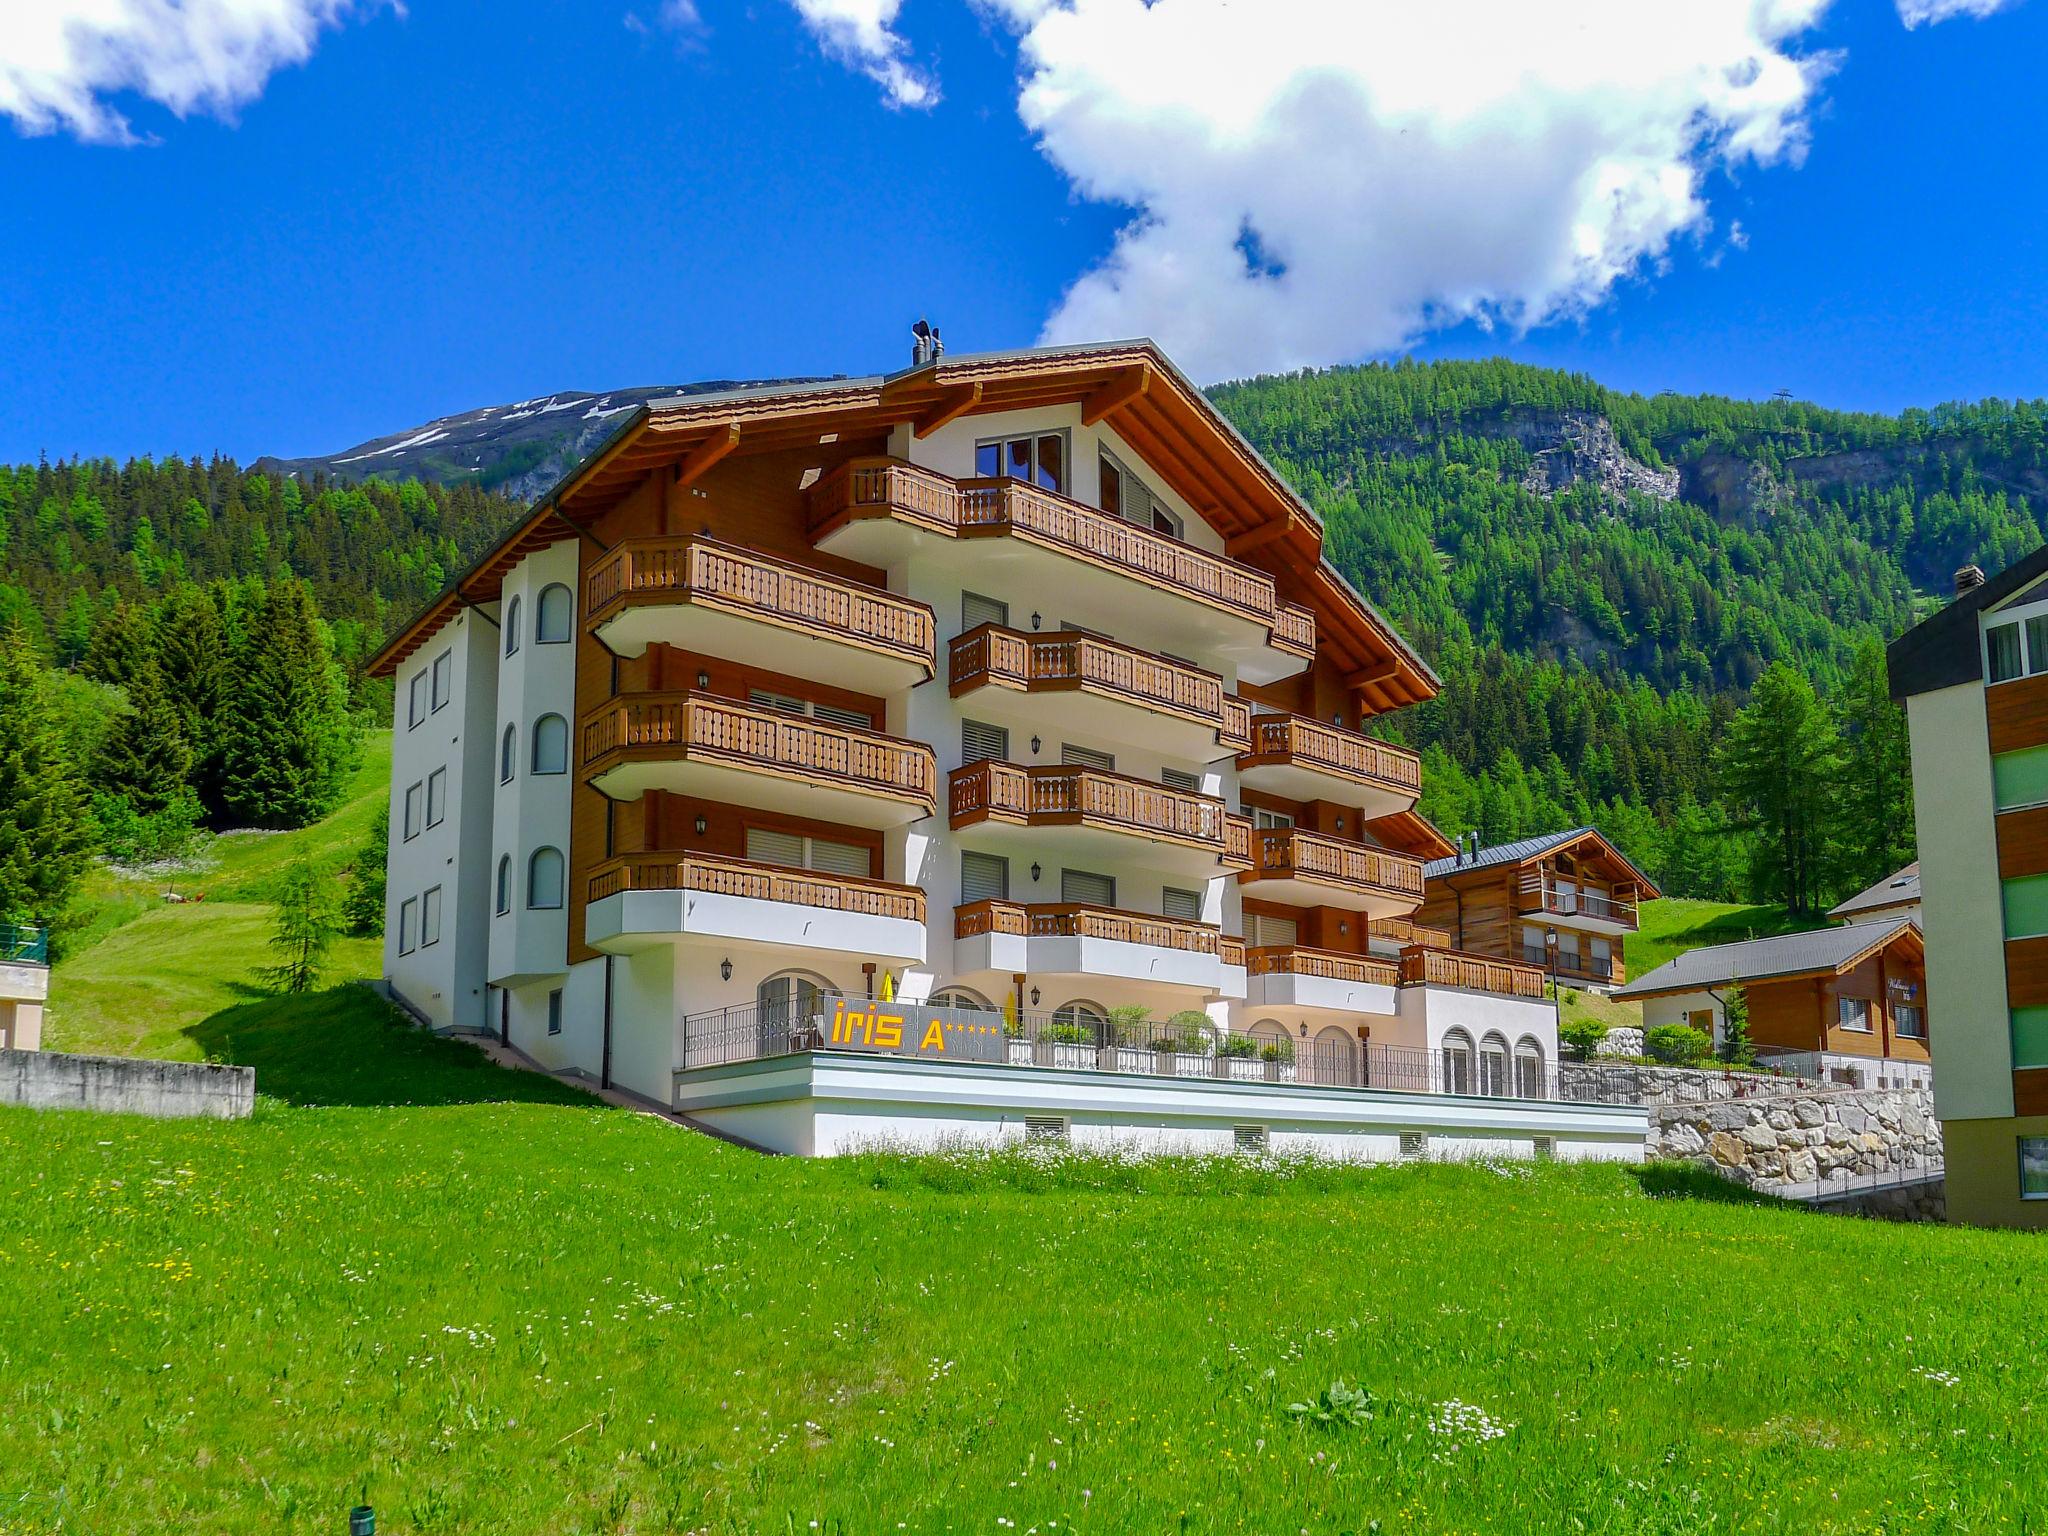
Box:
left=1, top=923, right=49, bottom=967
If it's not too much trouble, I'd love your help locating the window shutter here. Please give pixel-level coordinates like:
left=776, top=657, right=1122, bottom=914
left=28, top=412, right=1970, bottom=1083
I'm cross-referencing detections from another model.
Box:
left=811, top=701, right=873, bottom=731
left=1061, top=869, right=1115, bottom=907
left=1162, top=886, right=1203, bottom=921
left=807, top=838, right=870, bottom=879
left=1062, top=743, right=1115, bottom=772
left=749, top=689, right=807, bottom=717
left=746, top=827, right=805, bottom=867
left=960, top=850, right=1009, bottom=904
left=1246, top=911, right=1298, bottom=948
left=962, top=591, right=1009, bottom=632
left=1161, top=767, right=1200, bottom=793
left=962, top=719, right=1009, bottom=764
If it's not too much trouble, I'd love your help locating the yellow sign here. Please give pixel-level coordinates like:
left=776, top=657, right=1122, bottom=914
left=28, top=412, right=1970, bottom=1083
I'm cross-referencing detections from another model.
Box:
left=826, top=998, right=1006, bottom=1061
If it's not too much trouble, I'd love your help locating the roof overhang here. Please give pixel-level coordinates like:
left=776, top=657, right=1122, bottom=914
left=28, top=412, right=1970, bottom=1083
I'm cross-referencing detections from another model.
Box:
left=1615, top=920, right=1921, bottom=1000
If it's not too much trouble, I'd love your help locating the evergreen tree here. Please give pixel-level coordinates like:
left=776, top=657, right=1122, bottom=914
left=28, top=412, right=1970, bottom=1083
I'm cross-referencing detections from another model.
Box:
left=80, top=599, right=151, bottom=690
left=342, top=814, right=388, bottom=938
left=1837, top=636, right=1916, bottom=892
left=154, top=583, right=230, bottom=818
left=0, top=624, right=93, bottom=923
left=1718, top=983, right=1755, bottom=1067
left=259, top=858, right=337, bottom=994
left=1718, top=663, right=1844, bottom=914
left=219, top=579, right=357, bottom=829
left=95, top=658, right=192, bottom=817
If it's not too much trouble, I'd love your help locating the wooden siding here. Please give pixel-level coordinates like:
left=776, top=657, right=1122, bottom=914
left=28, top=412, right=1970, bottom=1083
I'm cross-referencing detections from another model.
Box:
left=1996, top=803, right=2048, bottom=881
left=2005, top=934, right=2048, bottom=1011
left=1986, top=671, right=2048, bottom=756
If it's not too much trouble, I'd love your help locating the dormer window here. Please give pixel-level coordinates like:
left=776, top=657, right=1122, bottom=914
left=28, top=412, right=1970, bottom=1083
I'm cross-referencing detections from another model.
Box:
left=976, top=432, right=1065, bottom=493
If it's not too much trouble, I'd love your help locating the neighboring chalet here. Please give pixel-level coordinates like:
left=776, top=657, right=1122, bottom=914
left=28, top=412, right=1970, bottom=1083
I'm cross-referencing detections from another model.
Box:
left=1417, top=828, right=1659, bottom=989
left=1828, top=862, right=1922, bottom=928
left=0, top=923, right=48, bottom=1052
left=1614, top=919, right=1929, bottom=1088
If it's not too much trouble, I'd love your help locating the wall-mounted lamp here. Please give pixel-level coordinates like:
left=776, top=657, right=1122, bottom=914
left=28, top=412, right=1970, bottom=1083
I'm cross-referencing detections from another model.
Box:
left=1029, top=736, right=1041, bottom=756
left=1336, top=816, right=1346, bottom=832
left=1299, top=1023, right=1309, bottom=1037
left=1030, top=863, right=1042, bottom=882
left=1337, top=920, right=1349, bottom=936
left=1030, top=612, right=1042, bottom=631
left=697, top=671, right=711, bottom=689
left=719, top=957, right=733, bottom=982
left=694, top=815, right=708, bottom=836
left=1029, top=987, right=1041, bottom=1008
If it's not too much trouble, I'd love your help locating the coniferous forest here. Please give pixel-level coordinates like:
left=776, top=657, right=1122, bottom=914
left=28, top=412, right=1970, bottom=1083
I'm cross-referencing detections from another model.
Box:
left=4, top=357, right=2043, bottom=935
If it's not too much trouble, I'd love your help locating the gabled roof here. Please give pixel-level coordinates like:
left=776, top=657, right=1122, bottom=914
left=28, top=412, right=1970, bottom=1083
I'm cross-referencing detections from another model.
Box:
left=1613, top=918, right=1922, bottom=1000
left=1828, top=862, right=1921, bottom=922
left=1889, top=545, right=2048, bottom=700
left=1422, top=825, right=1661, bottom=896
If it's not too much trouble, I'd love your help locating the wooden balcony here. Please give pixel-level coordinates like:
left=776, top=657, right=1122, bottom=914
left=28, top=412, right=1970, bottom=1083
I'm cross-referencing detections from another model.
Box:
left=953, top=899, right=1230, bottom=991
left=1516, top=871, right=1640, bottom=934
left=582, top=535, right=935, bottom=692
left=1237, top=827, right=1425, bottom=918
left=1368, top=915, right=1452, bottom=952
left=583, top=852, right=926, bottom=962
left=1246, top=946, right=1400, bottom=986
left=590, top=852, right=926, bottom=922
left=949, top=625, right=1250, bottom=760
left=1398, top=946, right=1548, bottom=999
left=807, top=458, right=1315, bottom=684
left=950, top=760, right=1250, bottom=879
left=955, top=900, right=1223, bottom=954
left=1522, top=945, right=1625, bottom=987
left=582, top=692, right=937, bottom=827
left=1236, top=714, right=1422, bottom=817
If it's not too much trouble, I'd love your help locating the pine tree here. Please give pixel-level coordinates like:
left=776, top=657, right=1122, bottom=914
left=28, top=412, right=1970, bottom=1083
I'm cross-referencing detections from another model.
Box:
left=80, top=600, right=151, bottom=690
left=1718, top=983, right=1755, bottom=1066
left=154, top=583, right=230, bottom=819
left=1718, top=663, right=1844, bottom=914
left=0, top=624, right=93, bottom=924
left=219, top=579, right=357, bottom=829
left=259, top=858, right=337, bottom=994
left=341, top=814, right=387, bottom=938
left=95, top=658, right=192, bottom=817
left=1837, top=636, right=1915, bottom=892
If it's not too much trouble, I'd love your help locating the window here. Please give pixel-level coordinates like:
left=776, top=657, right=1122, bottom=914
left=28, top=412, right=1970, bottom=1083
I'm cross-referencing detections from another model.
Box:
left=1162, top=886, right=1203, bottom=921
left=1062, top=743, right=1115, bottom=773
left=1062, top=869, right=1115, bottom=907
left=1895, top=1004, right=1926, bottom=1040
left=1233, top=1124, right=1269, bottom=1155
left=1399, top=1130, right=1428, bottom=1161
left=1245, top=911, right=1298, bottom=949
left=1023, top=1115, right=1070, bottom=1145
left=759, top=972, right=832, bottom=1035
left=1995, top=744, right=2048, bottom=811
left=1837, top=995, right=1872, bottom=1033
left=1100, top=448, right=1180, bottom=536
left=1161, top=767, right=1201, bottom=793
left=962, top=718, right=1009, bottom=765
left=1440, top=1029, right=1476, bottom=1095
left=407, top=670, right=427, bottom=728
left=431, top=649, right=452, bottom=712
left=744, top=826, right=870, bottom=879
left=960, top=850, right=1009, bottom=904
left=2021, top=1137, right=2048, bottom=1199
left=1514, top=1037, right=1546, bottom=1099
left=421, top=885, right=442, bottom=947
left=962, top=591, right=1009, bottom=632
left=1532, top=1135, right=1555, bottom=1161
left=1988, top=620, right=2024, bottom=683
left=528, top=847, right=565, bottom=909
left=397, top=897, right=418, bottom=955
left=1478, top=1032, right=1510, bottom=1096
left=532, top=714, right=569, bottom=775
left=402, top=782, right=423, bottom=841
left=504, top=595, right=522, bottom=655
left=536, top=583, right=573, bottom=643
left=2030, top=614, right=2048, bottom=676
left=425, top=767, right=447, bottom=828
left=547, top=988, right=563, bottom=1036
left=976, top=431, right=1066, bottom=493
left=495, top=855, right=511, bottom=915
left=1052, top=1000, right=1108, bottom=1031
left=500, top=724, right=517, bottom=783
left=1249, top=806, right=1294, bottom=830
left=748, top=689, right=874, bottom=731
left=930, top=986, right=996, bottom=1014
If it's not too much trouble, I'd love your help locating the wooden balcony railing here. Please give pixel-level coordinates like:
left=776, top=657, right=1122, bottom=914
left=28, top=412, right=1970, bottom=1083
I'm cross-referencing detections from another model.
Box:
left=1239, top=715, right=1422, bottom=796
left=949, top=625, right=1247, bottom=749
left=1220, top=935, right=1246, bottom=969
left=583, top=534, right=936, bottom=675
left=1244, top=828, right=1425, bottom=898
left=954, top=900, right=1222, bottom=954
left=1522, top=946, right=1625, bottom=986
left=808, top=458, right=1314, bottom=659
left=1246, top=945, right=1400, bottom=987
left=950, top=761, right=1237, bottom=856
left=582, top=692, right=937, bottom=813
left=1368, top=914, right=1453, bottom=951
left=588, top=852, right=926, bottom=924
left=1517, top=871, right=1639, bottom=928
left=1398, top=946, right=1548, bottom=999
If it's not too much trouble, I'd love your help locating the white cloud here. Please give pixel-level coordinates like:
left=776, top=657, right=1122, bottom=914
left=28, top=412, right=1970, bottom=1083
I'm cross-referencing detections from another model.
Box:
left=1896, top=0, right=2022, bottom=24
left=786, top=0, right=936, bottom=107
left=0, top=0, right=387, bottom=145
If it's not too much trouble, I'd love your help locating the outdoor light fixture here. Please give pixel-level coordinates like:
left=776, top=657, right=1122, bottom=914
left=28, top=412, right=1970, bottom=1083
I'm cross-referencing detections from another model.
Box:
left=1029, top=736, right=1041, bottom=755
left=694, top=815, right=708, bottom=835
left=1030, top=612, right=1042, bottom=630
left=697, top=670, right=710, bottom=688
left=720, top=958, right=733, bottom=982
left=1030, top=863, right=1041, bottom=882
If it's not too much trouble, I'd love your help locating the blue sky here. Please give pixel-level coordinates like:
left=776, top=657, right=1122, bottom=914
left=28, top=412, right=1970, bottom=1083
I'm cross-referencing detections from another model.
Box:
left=1, top=0, right=2043, bottom=465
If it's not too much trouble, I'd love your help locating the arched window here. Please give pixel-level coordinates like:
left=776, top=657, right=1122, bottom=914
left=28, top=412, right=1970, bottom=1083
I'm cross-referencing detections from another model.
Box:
left=527, top=847, right=565, bottom=909
left=758, top=971, right=834, bottom=1053
left=1248, top=1018, right=1291, bottom=1046
left=1440, top=1028, right=1476, bottom=1096
left=1514, top=1036, right=1546, bottom=1100
left=536, top=583, right=573, bottom=644
left=1309, top=1024, right=1356, bottom=1087
left=495, top=854, right=512, bottom=915
left=1479, top=1031, right=1511, bottom=1097
left=504, top=595, right=522, bottom=656
left=1053, top=999, right=1108, bottom=1029
left=500, top=723, right=517, bottom=784
left=930, top=986, right=996, bottom=1015
left=532, top=714, right=568, bottom=775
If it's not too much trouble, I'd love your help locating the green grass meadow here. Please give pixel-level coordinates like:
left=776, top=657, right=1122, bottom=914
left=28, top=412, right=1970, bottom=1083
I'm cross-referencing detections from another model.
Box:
left=4, top=738, right=2043, bottom=1531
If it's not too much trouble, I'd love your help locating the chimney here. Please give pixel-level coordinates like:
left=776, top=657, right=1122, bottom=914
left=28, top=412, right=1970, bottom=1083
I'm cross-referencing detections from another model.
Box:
left=910, top=318, right=942, bottom=368
left=1955, top=564, right=1986, bottom=595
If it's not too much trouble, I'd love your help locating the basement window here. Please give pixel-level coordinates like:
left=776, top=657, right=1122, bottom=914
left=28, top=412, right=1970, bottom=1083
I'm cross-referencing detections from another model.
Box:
left=1023, top=1115, right=1070, bottom=1146
left=1399, top=1131, right=1428, bottom=1162
left=1532, top=1135, right=1555, bottom=1161
left=1233, top=1124, right=1269, bottom=1155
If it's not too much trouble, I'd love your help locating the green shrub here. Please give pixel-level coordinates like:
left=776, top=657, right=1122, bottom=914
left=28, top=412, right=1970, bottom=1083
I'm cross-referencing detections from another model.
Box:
left=1717, top=984, right=1755, bottom=1066
left=1258, top=1037, right=1296, bottom=1064
left=1041, top=1019, right=1092, bottom=1046
left=1109, top=1004, right=1152, bottom=1043
left=1560, top=1018, right=1609, bottom=1062
left=1218, top=1034, right=1260, bottom=1059
left=1645, top=1023, right=1713, bottom=1066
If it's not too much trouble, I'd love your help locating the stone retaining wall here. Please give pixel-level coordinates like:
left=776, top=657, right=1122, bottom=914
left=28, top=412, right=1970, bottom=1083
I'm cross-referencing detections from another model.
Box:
left=1559, top=1060, right=1828, bottom=1107
left=1651, top=1080, right=1940, bottom=1190
left=0, top=1048, right=254, bottom=1120
left=1812, top=1176, right=1947, bottom=1223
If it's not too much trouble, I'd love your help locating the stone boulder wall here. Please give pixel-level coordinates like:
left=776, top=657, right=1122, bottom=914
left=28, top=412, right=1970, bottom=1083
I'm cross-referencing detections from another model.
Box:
left=1559, top=1060, right=1830, bottom=1108
left=1650, top=1081, right=1941, bottom=1190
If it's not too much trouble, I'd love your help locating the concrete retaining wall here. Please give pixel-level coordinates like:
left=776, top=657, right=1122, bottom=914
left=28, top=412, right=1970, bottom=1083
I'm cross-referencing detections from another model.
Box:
left=0, top=1048, right=255, bottom=1120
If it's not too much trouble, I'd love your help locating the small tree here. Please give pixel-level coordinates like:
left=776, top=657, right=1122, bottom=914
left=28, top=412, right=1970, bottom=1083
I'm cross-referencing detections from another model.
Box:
left=341, top=815, right=387, bottom=938
left=1559, top=1018, right=1609, bottom=1062
left=260, top=859, right=338, bottom=994
left=1717, top=983, right=1755, bottom=1066
left=1645, top=1023, right=1713, bottom=1066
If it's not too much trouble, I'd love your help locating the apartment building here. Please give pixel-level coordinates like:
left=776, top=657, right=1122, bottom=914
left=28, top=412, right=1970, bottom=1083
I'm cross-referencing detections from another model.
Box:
left=1417, top=828, right=1658, bottom=989
left=368, top=336, right=1648, bottom=1160
left=1889, top=558, right=2048, bottom=1226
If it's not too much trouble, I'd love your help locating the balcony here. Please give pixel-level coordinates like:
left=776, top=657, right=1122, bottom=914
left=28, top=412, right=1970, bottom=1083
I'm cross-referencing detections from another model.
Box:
left=1522, top=945, right=1624, bottom=987
left=585, top=853, right=925, bottom=963
left=949, top=625, right=1250, bottom=761
left=583, top=535, right=935, bottom=694
left=2, top=923, right=48, bottom=968
left=1516, top=872, right=1640, bottom=935
left=1367, top=915, right=1452, bottom=953
left=1400, top=946, right=1548, bottom=999
left=1236, top=715, right=1422, bottom=817
left=1244, top=945, right=1400, bottom=1014
left=1237, top=828, right=1424, bottom=918
left=582, top=692, right=937, bottom=827
left=954, top=900, right=1230, bottom=993
left=950, top=760, right=1252, bottom=880
left=807, top=458, right=1315, bottom=684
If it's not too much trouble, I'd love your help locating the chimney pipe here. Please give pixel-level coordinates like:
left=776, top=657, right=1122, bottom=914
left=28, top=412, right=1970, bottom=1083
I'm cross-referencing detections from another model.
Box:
left=1955, top=564, right=1986, bottom=595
